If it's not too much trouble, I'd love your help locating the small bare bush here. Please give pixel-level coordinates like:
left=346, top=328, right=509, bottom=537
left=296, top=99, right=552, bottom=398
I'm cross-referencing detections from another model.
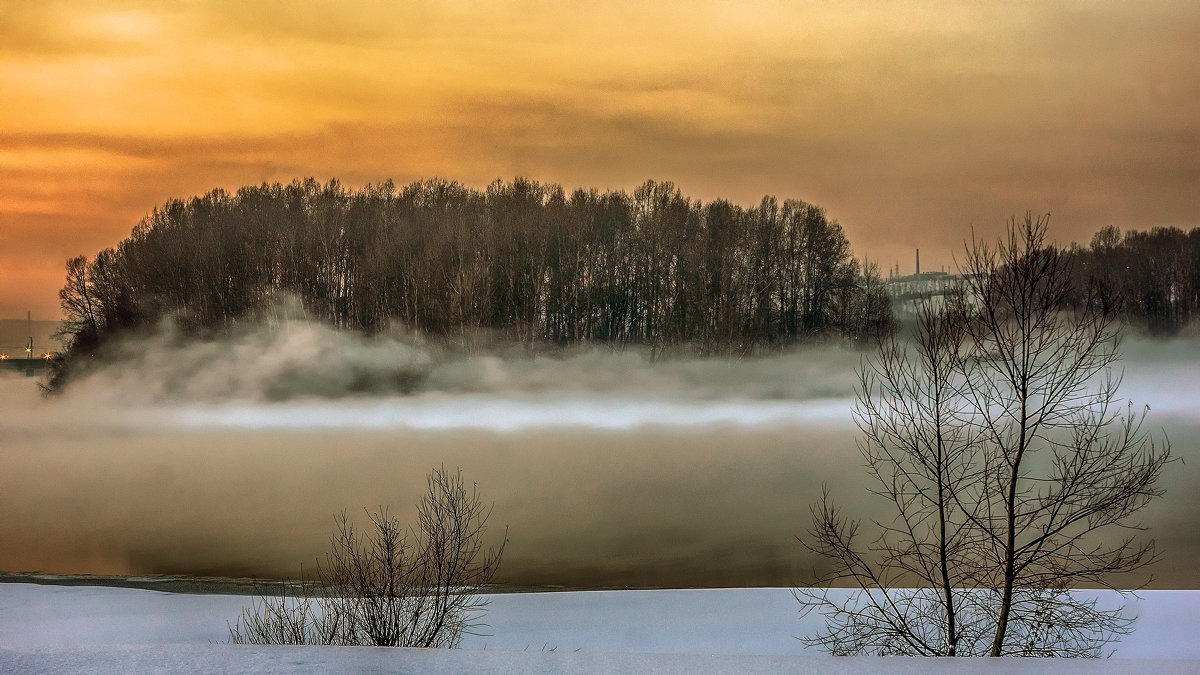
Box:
left=230, top=465, right=506, bottom=647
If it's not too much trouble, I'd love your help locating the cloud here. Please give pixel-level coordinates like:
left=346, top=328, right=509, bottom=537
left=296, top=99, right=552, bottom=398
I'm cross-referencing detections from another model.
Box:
left=3, top=1, right=1198, bottom=318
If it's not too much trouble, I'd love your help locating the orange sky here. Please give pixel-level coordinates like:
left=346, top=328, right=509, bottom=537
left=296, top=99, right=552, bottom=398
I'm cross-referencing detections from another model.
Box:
left=2, top=1, right=1197, bottom=319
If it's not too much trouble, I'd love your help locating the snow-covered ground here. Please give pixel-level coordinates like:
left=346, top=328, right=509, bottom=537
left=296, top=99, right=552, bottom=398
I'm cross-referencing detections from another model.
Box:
left=2, top=583, right=1198, bottom=673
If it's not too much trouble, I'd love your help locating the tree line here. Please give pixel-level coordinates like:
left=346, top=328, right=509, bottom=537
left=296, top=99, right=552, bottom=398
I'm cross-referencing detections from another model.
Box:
left=1066, top=224, right=1200, bottom=335
left=55, top=177, right=894, bottom=373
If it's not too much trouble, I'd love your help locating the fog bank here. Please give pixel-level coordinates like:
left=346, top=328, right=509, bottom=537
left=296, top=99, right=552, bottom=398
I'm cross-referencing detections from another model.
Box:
left=2, top=324, right=1196, bottom=588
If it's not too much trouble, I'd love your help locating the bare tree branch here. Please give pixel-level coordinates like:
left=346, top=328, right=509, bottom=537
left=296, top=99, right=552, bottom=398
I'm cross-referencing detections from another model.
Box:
left=798, top=213, right=1173, bottom=657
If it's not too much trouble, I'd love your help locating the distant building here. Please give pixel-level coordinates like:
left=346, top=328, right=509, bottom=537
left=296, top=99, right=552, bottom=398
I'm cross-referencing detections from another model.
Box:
left=883, top=249, right=986, bottom=317
left=885, top=271, right=958, bottom=316
left=885, top=269, right=988, bottom=317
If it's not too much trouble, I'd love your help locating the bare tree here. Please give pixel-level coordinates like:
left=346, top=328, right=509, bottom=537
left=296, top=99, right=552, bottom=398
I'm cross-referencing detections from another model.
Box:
left=798, top=294, right=994, bottom=656
left=58, top=255, right=99, bottom=345
left=230, top=466, right=506, bottom=647
left=799, top=214, right=1172, bottom=657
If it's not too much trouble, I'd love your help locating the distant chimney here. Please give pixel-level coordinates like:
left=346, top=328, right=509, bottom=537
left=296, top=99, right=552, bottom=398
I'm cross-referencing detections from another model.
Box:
left=916, top=249, right=920, bottom=276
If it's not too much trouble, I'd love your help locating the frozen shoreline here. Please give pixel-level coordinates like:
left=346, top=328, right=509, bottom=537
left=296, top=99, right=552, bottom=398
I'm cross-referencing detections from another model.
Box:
left=2, top=583, right=1199, bottom=673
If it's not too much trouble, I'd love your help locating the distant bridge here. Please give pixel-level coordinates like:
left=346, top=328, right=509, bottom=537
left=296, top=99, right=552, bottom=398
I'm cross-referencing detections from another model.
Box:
left=0, top=358, right=52, bottom=376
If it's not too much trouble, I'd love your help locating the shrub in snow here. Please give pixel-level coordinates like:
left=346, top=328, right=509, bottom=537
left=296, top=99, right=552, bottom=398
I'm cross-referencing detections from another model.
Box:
left=230, top=466, right=505, bottom=647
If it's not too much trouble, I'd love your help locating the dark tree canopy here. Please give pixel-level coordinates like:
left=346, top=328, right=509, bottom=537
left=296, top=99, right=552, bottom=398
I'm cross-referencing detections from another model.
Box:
left=1066, top=225, right=1200, bottom=335
left=53, top=177, right=894, bottom=384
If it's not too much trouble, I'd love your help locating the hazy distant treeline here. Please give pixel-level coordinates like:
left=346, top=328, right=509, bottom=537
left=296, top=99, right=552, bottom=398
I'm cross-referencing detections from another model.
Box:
left=55, top=177, right=894, bottom=374
left=1067, top=225, right=1200, bottom=335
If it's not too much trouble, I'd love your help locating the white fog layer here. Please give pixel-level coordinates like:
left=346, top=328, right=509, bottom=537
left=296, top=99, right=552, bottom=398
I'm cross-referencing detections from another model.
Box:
left=1, top=323, right=1197, bottom=589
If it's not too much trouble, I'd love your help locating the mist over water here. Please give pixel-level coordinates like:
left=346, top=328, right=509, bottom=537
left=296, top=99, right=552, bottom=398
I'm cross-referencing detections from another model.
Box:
left=1, top=322, right=1196, bottom=589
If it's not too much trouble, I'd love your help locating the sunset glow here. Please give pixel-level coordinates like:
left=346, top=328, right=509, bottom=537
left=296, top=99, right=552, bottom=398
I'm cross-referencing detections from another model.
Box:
left=2, top=1, right=1197, bottom=318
